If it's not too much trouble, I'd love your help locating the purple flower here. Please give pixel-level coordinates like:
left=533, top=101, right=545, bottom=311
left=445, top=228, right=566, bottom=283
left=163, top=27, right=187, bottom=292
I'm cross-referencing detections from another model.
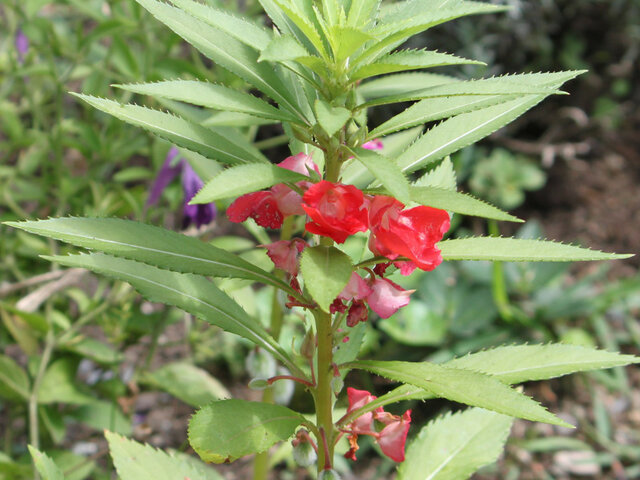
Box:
left=15, top=29, right=29, bottom=64
left=146, top=147, right=216, bottom=228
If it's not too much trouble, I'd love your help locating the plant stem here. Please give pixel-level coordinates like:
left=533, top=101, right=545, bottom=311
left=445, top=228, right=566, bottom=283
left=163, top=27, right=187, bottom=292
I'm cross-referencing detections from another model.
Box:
left=314, top=308, right=335, bottom=471
left=488, top=220, right=514, bottom=323
left=29, top=327, right=55, bottom=476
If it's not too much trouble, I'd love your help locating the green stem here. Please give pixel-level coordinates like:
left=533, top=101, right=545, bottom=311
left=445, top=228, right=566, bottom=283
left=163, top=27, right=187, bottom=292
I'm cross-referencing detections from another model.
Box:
left=488, top=220, right=513, bottom=323
left=29, top=327, right=55, bottom=469
left=314, top=308, right=335, bottom=471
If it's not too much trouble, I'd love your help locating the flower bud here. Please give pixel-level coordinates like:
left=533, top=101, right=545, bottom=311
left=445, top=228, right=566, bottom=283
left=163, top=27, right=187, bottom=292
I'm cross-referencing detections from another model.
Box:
left=331, top=376, right=344, bottom=395
left=245, top=349, right=277, bottom=379
left=292, top=439, right=317, bottom=467
left=248, top=378, right=269, bottom=390
left=318, top=469, right=342, bottom=480
left=300, top=329, right=315, bottom=359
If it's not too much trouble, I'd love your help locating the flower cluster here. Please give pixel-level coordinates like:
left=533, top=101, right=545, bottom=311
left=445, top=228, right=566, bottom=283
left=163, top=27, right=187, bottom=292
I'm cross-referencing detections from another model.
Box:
left=342, top=388, right=411, bottom=462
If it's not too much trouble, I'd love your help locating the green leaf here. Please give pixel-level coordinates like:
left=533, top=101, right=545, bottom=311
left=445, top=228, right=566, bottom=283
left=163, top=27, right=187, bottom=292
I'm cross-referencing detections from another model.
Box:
left=346, top=0, right=380, bottom=28
left=169, top=0, right=271, bottom=50
left=359, top=75, right=561, bottom=108
left=300, top=246, right=353, bottom=312
left=358, top=2, right=508, bottom=64
left=72, top=95, right=268, bottom=165
left=38, top=358, right=95, bottom=405
left=28, top=447, right=64, bottom=480
left=116, top=81, right=300, bottom=123
left=366, top=344, right=640, bottom=414
left=349, top=360, right=570, bottom=426
left=414, top=157, right=457, bottom=190
left=44, top=253, right=295, bottom=371
left=358, top=72, right=459, bottom=101
left=259, top=34, right=311, bottom=63
left=143, top=362, right=231, bottom=407
left=369, top=72, right=576, bottom=137
left=439, top=237, right=632, bottom=262
left=275, top=0, right=330, bottom=59
left=330, top=26, right=373, bottom=62
left=188, top=400, right=305, bottom=463
left=314, top=99, right=351, bottom=136
left=352, top=49, right=483, bottom=81
left=106, top=431, right=224, bottom=480
left=410, top=186, right=521, bottom=222
left=398, top=408, right=514, bottom=480
left=394, top=71, right=585, bottom=174
left=0, top=354, right=30, bottom=401
left=134, top=0, right=303, bottom=118
left=191, top=163, right=308, bottom=204
left=71, top=401, right=132, bottom=435
left=351, top=147, right=410, bottom=203
left=447, top=344, right=640, bottom=384
left=59, top=336, right=124, bottom=365
left=6, top=217, right=293, bottom=293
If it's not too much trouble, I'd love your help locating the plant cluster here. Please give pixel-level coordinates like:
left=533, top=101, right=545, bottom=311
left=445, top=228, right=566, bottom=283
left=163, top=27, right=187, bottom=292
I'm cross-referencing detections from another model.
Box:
left=2, top=0, right=639, bottom=479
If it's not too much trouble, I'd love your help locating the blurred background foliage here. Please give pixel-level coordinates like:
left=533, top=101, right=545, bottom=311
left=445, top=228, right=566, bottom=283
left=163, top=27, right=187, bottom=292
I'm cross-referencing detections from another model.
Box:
left=1, top=0, right=639, bottom=479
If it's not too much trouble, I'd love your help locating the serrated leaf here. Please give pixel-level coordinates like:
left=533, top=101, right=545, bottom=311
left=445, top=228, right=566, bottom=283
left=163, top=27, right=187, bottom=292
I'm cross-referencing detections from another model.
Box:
left=360, top=1, right=508, bottom=64
left=259, top=34, right=311, bottom=63
left=349, top=360, right=570, bottom=426
left=300, top=246, right=353, bottom=312
left=28, top=447, right=64, bottom=480
left=73, top=95, right=268, bottom=165
left=352, top=49, right=483, bottom=81
left=6, top=217, right=293, bottom=294
left=439, top=237, right=631, bottom=262
left=0, top=354, right=30, bottom=401
left=144, top=362, right=230, bottom=407
left=410, top=186, right=521, bottom=222
left=360, top=76, right=561, bottom=109
left=191, top=163, right=308, bottom=204
left=447, top=344, right=640, bottom=384
left=330, top=26, right=373, bottom=62
left=169, top=0, right=271, bottom=50
left=116, top=81, right=300, bottom=123
left=314, top=99, right=351, bottom=136
left=358, top=72, right=460, bottom=100
left=44, top=253, right=295, bottom=371
left=414, top=157, right=457, bottom=190
left=351, top=147, right=410, bottom=203
left=188, top=400, right=305, bottom=463
left=369, top=72, right=577, bottom=137
left=106, top=431, right=223, bottom=480
left=134, top=0, right=303, bottom=118
left=347, top=0, right=380, bottom=28
left=364, top=344, right=640, bottom=415
left=272, top=0, right=328, bottom=59
left=395, top=71, right=585, bottom=174
left=398, top=408, right=514, bottom=480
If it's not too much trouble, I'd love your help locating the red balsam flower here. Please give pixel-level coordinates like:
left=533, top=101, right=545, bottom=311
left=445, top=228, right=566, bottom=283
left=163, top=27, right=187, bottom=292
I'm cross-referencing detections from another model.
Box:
left=227, top=153, right=319, bottom=228
left=369, top=195, right=450, bottom=275
left=344, top=388, right=411, bottom=462
left=302, top=181, right=369, bottom=243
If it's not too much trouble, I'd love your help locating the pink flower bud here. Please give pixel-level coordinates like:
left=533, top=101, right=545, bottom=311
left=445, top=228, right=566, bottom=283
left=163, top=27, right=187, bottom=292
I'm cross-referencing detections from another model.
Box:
left=366, top=278, right=414, bottom=319
left=262, top=239, right=306, bottom=276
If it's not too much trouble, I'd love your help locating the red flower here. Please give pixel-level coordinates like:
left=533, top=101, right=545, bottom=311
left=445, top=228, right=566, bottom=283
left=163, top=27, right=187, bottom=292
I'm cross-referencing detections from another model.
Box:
left=369, top=195, right=450, bottom=273
left=227, top=154, right=320, bottom=228
left=302, top=181, right=369, bottom=243
left=227, top=190, right=284, bottom=228
left=261, top=239, right=307, bottom=276
left=344, top=387, right=411, bottom=462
